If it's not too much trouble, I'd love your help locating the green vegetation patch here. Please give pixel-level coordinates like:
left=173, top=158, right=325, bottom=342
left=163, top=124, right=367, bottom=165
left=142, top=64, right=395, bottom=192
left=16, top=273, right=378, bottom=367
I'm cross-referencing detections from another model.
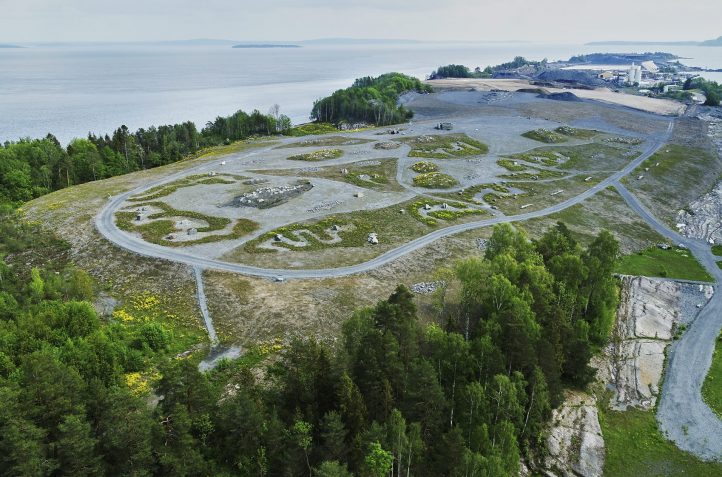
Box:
left=522, top=128, right=569, bottom=144
left=411, top=161, right=439, bottom=173
left=711, top=245, right=722, bottom=256
left=407, top=199, right=483, bottom=226
left=497, top=159, right=527, bottom=172
left=499, top=169, right=567, bottom=180
left=435, top=183, right=510, bottom=204
left=278, top=136, right=372, bottom=148
left=615, top=246, right=713, bottom=281
left=246, top=217, right=370, bottom=253
left=288, top=122, right=339, bottom=136
left=702, top=332, right=722, bottom=418
left=254, top=159, right=402, bottom=191
left=554, top=126, right=597, bottom=139
left=601, top=408, right=722, bottom=477
left=625, top=144, right=721, bottom=225
left=287, top=148, right=344, bottom=161
left=506, top=142, right=637, bottom=171
left=412, top=172, right=459, bottom=189
left=116, top=201, right=258, bottom=247
left=128, top=173, right=240, bottom=202
left=401, top=134, right=489, bottom=159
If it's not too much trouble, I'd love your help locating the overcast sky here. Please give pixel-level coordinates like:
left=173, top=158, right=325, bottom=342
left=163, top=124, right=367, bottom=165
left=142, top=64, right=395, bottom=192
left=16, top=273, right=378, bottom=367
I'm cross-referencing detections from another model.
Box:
left=1, top=0, right=721, bottom=44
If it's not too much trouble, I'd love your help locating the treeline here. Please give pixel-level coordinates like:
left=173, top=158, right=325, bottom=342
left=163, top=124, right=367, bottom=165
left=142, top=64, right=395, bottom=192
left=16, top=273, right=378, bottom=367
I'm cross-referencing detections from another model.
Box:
left=684, top=77, right=721, bottom=106
left=0, top=108, right=291, bottom=205
left=0, top=220, right=619, bottom=476
left=429, top=57, right=546, bottom=80
left=310, top=73, right=432, bottom=127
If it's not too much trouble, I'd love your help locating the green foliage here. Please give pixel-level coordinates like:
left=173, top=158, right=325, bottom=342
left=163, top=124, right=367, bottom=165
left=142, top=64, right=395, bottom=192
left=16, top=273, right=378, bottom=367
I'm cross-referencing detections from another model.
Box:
left=116, top=201, right=259, bottom=247
left=311, top=73, right=432, bottom=126
left=412, top=172, right=459, bottom=189
left=497, top=159, right=527, bottom=172
left=403, top=134, right=489, bottom=159
left=0, top=108, right=286, bottom=205
left=288, top=149, right=344, bottom=161
left=0, top=211, right=623, bottom=475
left=429, top=64, right=472, bottom=79
left=410, top=161, right=439, bottom=173
left=522, top=129, right=569, bottom=144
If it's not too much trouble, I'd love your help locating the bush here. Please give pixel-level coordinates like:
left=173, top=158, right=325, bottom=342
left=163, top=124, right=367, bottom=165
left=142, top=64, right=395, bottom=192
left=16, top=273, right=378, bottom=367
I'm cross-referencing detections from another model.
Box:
left=138, top=322, right=171, bottom=351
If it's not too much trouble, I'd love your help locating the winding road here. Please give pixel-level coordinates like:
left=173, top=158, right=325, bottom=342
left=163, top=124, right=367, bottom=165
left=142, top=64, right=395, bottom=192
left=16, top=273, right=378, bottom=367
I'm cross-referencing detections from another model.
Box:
left=95, top=119, right=722, bottom=460
left=95, top=123, right=673, bottom=280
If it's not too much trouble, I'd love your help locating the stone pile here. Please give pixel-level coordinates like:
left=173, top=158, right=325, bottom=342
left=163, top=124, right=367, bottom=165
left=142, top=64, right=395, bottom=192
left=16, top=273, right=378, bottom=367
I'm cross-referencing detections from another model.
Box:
left=233, top=181, right=312, bottom=209
left=410, top=281, right=445, bottom=294
left=307, top=200, right=343, bottom=213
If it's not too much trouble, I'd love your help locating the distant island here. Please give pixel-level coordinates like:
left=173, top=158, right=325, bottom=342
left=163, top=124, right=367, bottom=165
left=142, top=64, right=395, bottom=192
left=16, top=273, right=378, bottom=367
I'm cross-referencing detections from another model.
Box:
left=0, top=44, right=22, bottom=48
left=587, top=35, right=721, bottom=47
left=701, top=36, right=722, bottom=46
left=232, top=44, right=300, bottom=49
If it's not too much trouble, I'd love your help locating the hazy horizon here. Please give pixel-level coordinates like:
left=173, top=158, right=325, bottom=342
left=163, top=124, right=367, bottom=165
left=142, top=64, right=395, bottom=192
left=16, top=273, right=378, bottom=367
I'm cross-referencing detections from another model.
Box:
left=1, top=0, right=720, bottom=44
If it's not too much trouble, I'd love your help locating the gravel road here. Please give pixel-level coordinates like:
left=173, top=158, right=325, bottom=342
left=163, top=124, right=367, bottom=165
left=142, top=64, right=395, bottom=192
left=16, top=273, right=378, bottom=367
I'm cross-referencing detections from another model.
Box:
left=95, top=123, right=673, bottom=280
left=615, top=182, right=722, bottom=461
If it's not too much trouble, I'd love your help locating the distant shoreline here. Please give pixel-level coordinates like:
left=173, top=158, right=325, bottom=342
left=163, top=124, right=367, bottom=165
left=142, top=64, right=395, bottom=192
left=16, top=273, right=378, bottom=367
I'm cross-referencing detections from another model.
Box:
left=232, top=44, right=301, bottom=49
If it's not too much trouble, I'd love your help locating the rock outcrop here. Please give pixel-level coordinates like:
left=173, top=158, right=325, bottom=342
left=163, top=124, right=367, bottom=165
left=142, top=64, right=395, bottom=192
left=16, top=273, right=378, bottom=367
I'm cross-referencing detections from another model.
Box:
left=540, top=276, right=713, bottom=477
left=544, top=391, right=605, bottom=477
left=597, top=276, right=713, bottom=411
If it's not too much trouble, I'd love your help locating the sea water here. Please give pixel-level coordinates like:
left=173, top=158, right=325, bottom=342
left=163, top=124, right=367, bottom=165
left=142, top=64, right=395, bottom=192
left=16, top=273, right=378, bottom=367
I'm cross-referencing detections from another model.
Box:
left=1, top=42, right=720, bottom=144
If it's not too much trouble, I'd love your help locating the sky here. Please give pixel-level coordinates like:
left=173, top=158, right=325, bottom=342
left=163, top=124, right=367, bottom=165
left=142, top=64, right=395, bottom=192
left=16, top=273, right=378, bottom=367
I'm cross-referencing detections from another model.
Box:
left=1, top=0, right=721, bottom=44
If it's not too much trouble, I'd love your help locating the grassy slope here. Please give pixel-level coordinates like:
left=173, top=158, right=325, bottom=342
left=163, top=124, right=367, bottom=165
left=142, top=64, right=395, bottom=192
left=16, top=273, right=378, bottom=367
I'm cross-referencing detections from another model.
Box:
left=702, top=333, right=722, bottom=418
left=623, top=143, right=720, bottom=225
left=601, top=408, right=722, bottom=477
left=615, top=246, right=713, bottom=282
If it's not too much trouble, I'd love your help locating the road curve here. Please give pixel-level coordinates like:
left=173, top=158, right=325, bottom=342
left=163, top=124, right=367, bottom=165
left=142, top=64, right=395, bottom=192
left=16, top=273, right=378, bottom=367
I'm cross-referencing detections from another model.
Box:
left=615, top=181, right=722, bottom=461
left=95, top=122, right=674, bottom=280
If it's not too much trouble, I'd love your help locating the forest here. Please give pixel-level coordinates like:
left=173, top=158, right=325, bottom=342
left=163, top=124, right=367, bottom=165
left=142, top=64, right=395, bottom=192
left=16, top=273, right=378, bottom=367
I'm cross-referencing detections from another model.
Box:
left=310, top=73, right=432, bottom=126
left=0, top=214, right=619, bottom=476
left=0, top=108, right=290, bottom=205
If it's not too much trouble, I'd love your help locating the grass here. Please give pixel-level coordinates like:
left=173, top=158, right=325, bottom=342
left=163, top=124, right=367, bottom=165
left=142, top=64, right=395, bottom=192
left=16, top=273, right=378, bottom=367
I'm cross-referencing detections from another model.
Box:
left=712, top=245, right=722, bottom=256
left=400, top=134, right=488, bottom=159
left=230, top=197, right=486, bottom=268
left=277, top=136, right=372, bottom=148
left=499, top=169, right=567, bottom=180
left=408, top=199, right=483, bottom=226
left=253, top=159, right=403, bottom=192
left=522, top=128, right=569, bottom=144
left=497, top=159, right=527, bottom=172
left=128, top=173, right=239, bottom=202
left=116, top=201, right=259, bottom=247
left=506, top=142, right=638, bottom=172
left=520, top=187, right=666, bottom=254
left=287, top=149, right=344, bottom=161
left=555, top=126, right=598, bottom=139
left=702, top=332, right=722, bottom=418
left=411, top=161, right=439, bottom=173
left=601, top=407, right=722, bottom=477
left=434, top=183, right=510, bottom=204
left=412, top=172, right=459, bottom=189
left=615, top=246, right=713, bottom=282
left=289, top=122, right=339, bottom=136
left=624, top=144, right=721, bottom=225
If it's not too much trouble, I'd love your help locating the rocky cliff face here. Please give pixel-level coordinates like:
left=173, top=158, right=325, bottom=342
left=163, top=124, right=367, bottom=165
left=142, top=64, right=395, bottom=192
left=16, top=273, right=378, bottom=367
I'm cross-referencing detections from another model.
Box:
left=543, top=392, right=605, bottom=477
left=597, top=276, right=713, bottom=411
left=539, top=276, right=713, bottom=477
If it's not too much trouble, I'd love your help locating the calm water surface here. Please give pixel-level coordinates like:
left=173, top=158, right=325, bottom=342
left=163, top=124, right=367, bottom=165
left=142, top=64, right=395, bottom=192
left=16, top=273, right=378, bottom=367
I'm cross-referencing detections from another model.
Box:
left=1, top=42, right=720, bottom=143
